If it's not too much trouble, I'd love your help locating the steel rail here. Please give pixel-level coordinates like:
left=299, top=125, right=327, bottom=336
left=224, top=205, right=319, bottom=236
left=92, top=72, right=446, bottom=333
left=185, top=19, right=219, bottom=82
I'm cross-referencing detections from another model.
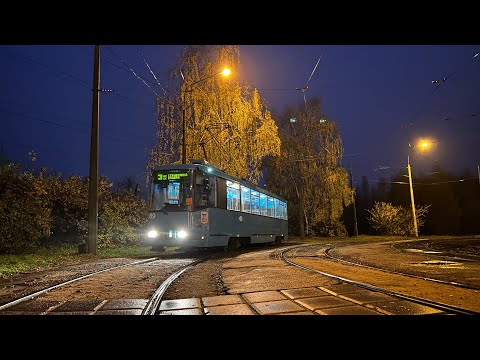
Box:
left=142, top=257, right=209, bottom=315
left=0, top=257, right=159, bottom=312
left=280, top=246, right=478, bottom=315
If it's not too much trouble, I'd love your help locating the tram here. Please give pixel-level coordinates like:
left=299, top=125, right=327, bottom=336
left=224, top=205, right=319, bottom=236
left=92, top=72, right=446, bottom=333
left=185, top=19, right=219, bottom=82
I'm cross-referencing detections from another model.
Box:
left=144, top=160, right=288, bottom=251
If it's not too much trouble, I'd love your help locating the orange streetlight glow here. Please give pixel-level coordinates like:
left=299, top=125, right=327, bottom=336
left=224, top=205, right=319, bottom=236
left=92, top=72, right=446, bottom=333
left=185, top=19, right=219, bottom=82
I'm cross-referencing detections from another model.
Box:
left=221, top=68, right=231, bottom=77
left=417, top=138, right=432, bottom=150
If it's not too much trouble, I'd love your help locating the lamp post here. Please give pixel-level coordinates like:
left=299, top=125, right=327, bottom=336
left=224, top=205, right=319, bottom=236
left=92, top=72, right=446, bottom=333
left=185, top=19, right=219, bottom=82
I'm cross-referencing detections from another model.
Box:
left=406, top=138, right=433, bottom=237
left=407, top=155, right=418, bottom=237
left=181, top=68, right=231, bottom=164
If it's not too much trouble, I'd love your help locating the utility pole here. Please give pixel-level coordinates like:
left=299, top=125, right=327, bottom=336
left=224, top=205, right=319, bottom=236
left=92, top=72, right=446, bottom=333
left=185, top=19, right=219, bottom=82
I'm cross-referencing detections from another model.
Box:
left=407, top=155, right=418, bottom=237
left=477, top=165, right=480, bottom=185
left=349, top=162, right=358, bottom=237
left=87, top=45, right=100, bottom=254
left=182, top=90, right=187, bottom=164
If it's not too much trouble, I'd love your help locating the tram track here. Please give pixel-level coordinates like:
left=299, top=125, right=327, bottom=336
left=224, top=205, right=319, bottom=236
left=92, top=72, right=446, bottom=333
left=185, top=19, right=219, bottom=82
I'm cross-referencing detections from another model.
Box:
left=2, top=240, right=478, bottom=315
left=0, top=257, right=160, bottom=312
left=324, top=247, right=480, bottom=291
left=0, top=251, right=213, bottom=314
left=142, top=257, right=210, bottom=315
left=280, top=245, right=479, bottom=315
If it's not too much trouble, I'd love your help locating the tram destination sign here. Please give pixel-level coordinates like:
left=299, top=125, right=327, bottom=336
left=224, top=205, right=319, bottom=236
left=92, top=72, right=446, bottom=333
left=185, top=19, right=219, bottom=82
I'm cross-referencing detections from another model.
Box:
left=154, top=171, right=189, bottom=182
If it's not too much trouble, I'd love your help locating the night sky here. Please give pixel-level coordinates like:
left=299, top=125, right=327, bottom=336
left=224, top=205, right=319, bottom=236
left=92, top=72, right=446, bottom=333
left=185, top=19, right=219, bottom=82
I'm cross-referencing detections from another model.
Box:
left=1, top=45, right=479, bottom=189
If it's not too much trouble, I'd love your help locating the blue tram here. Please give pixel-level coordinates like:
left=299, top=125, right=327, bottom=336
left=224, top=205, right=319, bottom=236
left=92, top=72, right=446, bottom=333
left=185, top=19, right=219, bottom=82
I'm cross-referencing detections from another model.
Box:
left=144, top=160, right=288, bottom=251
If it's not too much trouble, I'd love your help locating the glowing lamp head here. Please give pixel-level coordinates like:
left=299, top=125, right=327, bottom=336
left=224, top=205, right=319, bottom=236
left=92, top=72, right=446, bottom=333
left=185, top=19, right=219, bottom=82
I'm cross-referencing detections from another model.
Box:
left=177, top=230, right=187, bottom=239
left=220, top=68, right=231, bottom=77
left=417, top=138, right=432, bottom=150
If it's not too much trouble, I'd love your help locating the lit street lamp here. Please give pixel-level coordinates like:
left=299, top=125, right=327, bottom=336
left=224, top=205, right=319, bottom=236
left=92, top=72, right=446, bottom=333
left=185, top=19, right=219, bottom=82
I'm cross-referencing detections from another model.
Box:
left=407, top=139, right=432, bottom=237
left=181, top=68, right=231, bottom=164
left=407, top=155, right=418, bottom=237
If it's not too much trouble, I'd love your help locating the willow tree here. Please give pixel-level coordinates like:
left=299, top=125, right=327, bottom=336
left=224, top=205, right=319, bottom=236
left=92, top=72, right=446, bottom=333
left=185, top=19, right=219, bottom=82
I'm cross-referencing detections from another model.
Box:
left=147, top=45, right=280, bottom=184
left=267, top=98, right=351, bottom=237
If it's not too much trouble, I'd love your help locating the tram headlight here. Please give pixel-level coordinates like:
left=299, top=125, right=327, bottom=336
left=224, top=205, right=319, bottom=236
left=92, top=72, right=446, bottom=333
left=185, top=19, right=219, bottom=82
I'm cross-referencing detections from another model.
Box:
left=177, top=230, right=187, bottom=239
left=147, top=230, right=158, bottom=238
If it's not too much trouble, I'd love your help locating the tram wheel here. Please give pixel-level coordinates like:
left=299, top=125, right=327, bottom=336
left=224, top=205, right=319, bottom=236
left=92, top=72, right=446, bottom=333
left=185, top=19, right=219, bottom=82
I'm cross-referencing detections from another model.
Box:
left=227, top=237, right=241, bottom=252
left=275, top=236, right=284, bottom=245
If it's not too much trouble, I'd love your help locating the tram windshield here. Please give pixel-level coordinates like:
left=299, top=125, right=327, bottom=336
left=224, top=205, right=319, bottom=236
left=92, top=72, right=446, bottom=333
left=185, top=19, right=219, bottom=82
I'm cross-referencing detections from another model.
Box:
left=151, top=170, right=193, bottom=212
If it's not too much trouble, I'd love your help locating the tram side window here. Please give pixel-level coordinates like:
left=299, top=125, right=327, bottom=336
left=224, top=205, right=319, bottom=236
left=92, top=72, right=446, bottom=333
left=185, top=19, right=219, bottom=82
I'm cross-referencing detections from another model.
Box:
left=259, top=193, right=267, bottom=216
left=241, top=186, right=251, bottom=213
left=251, top=190, right=259, bottom=215
left=277, top=201, right=286, bottom=220
left=226, top=180, right=240, bottom=211
left=284, top=202, right=288, bottom=220
left=208, top=176, right=216, bottom=207
left=274, top=198, right=280, bottom=219
left=267, top=196, right=274, bottom=217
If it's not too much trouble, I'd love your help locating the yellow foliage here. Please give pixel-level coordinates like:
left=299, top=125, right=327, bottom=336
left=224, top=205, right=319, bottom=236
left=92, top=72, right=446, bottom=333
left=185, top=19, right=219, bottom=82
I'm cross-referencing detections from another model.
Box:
left=266, top=99, right=351, bottom=236
left=147, top=45, right=281, bottom=185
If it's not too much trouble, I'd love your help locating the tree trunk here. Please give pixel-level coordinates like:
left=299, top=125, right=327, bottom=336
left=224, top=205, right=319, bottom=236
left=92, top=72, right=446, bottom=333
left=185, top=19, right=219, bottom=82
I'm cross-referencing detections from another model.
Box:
left=299, top=193, right=305, bottom=238
left=304, top=207, right=309, bottom=236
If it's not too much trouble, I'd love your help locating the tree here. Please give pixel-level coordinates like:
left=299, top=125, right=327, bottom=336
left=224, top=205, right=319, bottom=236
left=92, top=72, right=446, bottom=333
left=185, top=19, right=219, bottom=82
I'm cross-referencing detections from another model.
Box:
left=266, top=98, right=351, bottom=237
left=147, top=45, right=280, bottom=184
left=367, top=201, right=430, bottom=236
left=113, top=176, right=143, bottom=198
left=455, top=168, right=480, bottom=234
left=389, top=165, right=463, bottom=235
left=355, top=175, right=373, bottom=234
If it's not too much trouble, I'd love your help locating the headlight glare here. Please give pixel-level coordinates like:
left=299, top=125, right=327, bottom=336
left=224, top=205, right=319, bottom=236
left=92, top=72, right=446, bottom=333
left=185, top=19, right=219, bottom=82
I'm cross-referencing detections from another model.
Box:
left=177, top=230, right=187, bottom=239
left=147, top=230, right=158, bottom=238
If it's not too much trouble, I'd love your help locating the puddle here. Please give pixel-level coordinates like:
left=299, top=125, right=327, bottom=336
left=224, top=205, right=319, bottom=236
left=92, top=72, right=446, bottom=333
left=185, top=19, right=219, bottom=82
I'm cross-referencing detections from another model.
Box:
left=411, top=260, right=461, bottom=266
left=405, top=248, right=442, bottom=254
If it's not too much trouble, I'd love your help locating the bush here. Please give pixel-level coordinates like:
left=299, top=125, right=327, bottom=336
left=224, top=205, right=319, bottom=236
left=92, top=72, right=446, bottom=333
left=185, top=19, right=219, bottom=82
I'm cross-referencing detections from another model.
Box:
left=0, top=164, right=51, bottom=253
left=47, top=173, right=88, bottom=245
left=367, top=201, right=430, bottom=236
left=313, top=221, right=348, bottom=237
left=0, top=163, right=150, bottom=254
left=98, top=189, right=148, bottom=248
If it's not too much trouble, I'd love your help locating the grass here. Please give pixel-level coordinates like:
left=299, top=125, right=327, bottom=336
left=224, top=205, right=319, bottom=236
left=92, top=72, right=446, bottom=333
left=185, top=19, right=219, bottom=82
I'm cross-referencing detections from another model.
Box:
left=0, top=245, right=154, bottom=279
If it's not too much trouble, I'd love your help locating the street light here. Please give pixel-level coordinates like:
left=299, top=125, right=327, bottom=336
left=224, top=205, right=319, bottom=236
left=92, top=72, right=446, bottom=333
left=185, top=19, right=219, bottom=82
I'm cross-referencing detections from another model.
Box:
left=182, top=68, right=231, bottom=164
left=407, top=155, right=418, bottom=237
left=407, top=138, right=432, bottom=237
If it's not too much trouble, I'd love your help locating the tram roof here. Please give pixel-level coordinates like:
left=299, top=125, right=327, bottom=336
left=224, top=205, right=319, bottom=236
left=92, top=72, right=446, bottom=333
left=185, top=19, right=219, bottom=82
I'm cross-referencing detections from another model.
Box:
left=153, top=161, right=286, bottom=202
